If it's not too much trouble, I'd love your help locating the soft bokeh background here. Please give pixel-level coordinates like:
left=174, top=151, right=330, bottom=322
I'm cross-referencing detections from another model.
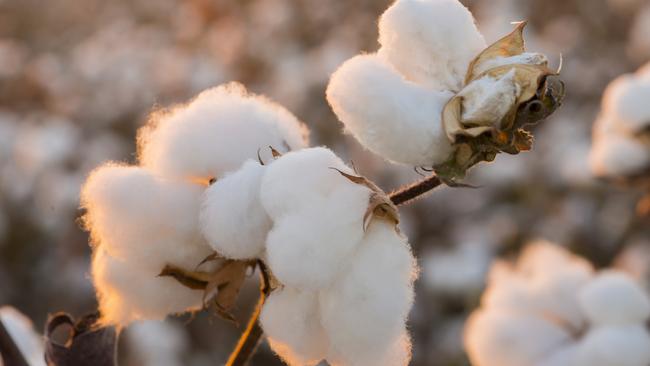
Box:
left=0, top=0, right=649, bottom=365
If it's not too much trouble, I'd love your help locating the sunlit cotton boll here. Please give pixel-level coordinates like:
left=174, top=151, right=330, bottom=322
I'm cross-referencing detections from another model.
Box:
left=260, top=147, right=362, bottom=217
left=377, top=0, right=486, bottom=92
left=81, top=163, right=212, bottom=269
left=91, top=248, right=206, bottom=326
left=262, top=148, right=371, bottom=290
left=200, top=159, right=271, bottom=259
left=318, top=221, right=417, bottom=366
left=260, top=287, right=328, bottom=366
left=138, top=82, right=309, bottom=181
left=326, top=55, right=454, bottom=166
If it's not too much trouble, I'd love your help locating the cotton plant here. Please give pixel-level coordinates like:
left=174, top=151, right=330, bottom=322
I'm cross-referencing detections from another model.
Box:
left=327, top=0, right=564, bottom=183
left=590, top=62, right=650, bottom=180
left=76, top=0, right=570, bottom=365
left=465, top=241, right=650, bottom=366
left=81, top=82, right=309, bottom=326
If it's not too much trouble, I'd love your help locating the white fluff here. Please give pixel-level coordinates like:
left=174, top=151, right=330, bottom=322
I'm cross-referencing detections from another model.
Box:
left=81, top=163, right=211, bottom=269
left=318, top=221, right=417, bottom=366
left=458, top=71, right=519, bottom=127
left=199, top=160, right=271, bottom=259
left=138, top=82, right=309, bottom=180
left=91, top=247, right=205, bottom=326
left=326, top=55, right=454, bottom=166
left=574, top=325, right=650, bottom=366
left=578, top=271, right=650, bottom=326
left=260, top=147, right=361, bottom=218
left=260, top=287, right=328, bottom=366
left=589, top=131, right=650, bottom=177
left=465, top=241, right=650, bottom=366
left=606, top=71, right=650, bottom=132
left=377, top=0, right=486, bottom=92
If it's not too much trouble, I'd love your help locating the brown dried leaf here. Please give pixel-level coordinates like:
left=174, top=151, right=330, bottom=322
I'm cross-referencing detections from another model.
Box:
left=363, top=192, right=400, bottom=231
left=269, top=146, right=282, bottom=158
left=465, top=21, right=527, bottom=84
left=442, top=96, right=494, bottom=142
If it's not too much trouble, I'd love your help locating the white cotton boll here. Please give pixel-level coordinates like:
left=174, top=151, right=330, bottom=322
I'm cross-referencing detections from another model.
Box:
left=91, top=248, right=205, bottom=326
left=578, top=271, right=650, bottom=326
left=199, top=160, right=270, bottom=259
left=138, top=82, right=309, bottom=180
left=458, top=71, right=519, bottom=127
left=464, top=310, right=572, bottom=366
left=260, top=287, right=328, bottom=366
left=378, top=0, right=486, bottom=91
left=127, top=320, right=188, bottom=366
left=604, top=74, right=650, bottom=132
left=81, top=163, right=212, bottom=270
left=574, top=325, right=650, bottom=366
left=260, top=147, right=359, bottom=218
left=0, top=306, right=46, bottom=366
left=319, top=221, right=417, bottom=366
left=326, top=54, right=454, bottom=166
left=481, top=262, right=536, bottom=311
left=589, top=133, right=649, bottom=177
left=265, top=185, right=369, bottom=290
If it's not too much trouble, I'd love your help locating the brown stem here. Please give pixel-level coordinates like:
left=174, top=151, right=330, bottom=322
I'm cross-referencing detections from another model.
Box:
left=0, top=318, right=29, bottom=366
left=226, top=260, right=272, bottom=366
left=389, top=174, right=442, bottom=205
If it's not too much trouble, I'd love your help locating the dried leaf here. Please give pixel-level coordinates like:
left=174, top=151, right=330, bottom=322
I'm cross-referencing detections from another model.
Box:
left=442, top=96, right=494, bottom=142
left=196, top=252, right=223, bottom=270
left=465, top=21, right=527, bottom=84
left=269, top=146, right=282, bottom=158
left=45, top=312, right=117, bottom=366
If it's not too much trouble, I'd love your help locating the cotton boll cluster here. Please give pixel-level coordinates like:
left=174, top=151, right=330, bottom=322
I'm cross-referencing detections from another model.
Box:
left=198, top=147, right=418, bottom=365
left=327, top=0, right=560, bottom=179
left=81, top=83, right=308, bottom=326
left=465, top=241, right=650, bottom=366
left=590, top=62, right=650, bottom=179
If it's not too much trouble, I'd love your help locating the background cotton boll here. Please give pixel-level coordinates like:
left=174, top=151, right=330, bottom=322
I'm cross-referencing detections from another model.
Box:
left=260, top=147, right=358, bottom=217
left=589, top=134, right=649, bottom=177
left=138, top=82, right=309, bottom=180
left=606, top=77, right=650, bottom=132
left=464, top=310, right=572, bottom=366
left=318, top=221, right=416, bottom=366
left=127, top=320, right=188, bottom=366
left=260, top=287, right=328, bottom=366
left=377, top=0, right=486, bottom=91
left=81, top=164, right=212, bottom=269
left=265, top=187, right=369, bottom=290
left=481, top=263, right=536, bottom=311
left=326, top=54, right=454, bottom=166
left=91, top=248, right=205, bottom=326
left=200, top=160, right=270, bottom=259
left=578, top=271, right=650, bottom=326
left=574, top=325, right=650, bottom=366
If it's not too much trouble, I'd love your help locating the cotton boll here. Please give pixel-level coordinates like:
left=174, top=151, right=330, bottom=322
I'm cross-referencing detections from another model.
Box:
left=319, top=221, right=417, bottom=366
left=260, top=287, right=328, bottom=366
left=81, top=163, right=212, bottom=270
left=464, top=310, right=572, bottom=366
left=260, top=147, right=359, bottom=218
left=200, top=160, right=270, bottom=259
left=127, top=320, right=188, bottom=366
left=91, top=248, right=205, bottom=326
left=589, top=133, right=649, bottom=177
left=378, top=0, right=486, bottom=91
left=578, top=271, right=650, bottom=326
left=536, top=345, right=577, bottom=366
left=138, top=82, right=309, bottom=180
left=481, top=262, right=536, bottom=311
left=265, top=185, right=369, bottom=290
left=604, top=75, right=650, bottom=132
left=574, top=325, right=650, bottom=366
left=326, top=54, right=454, bottom=166
left=458, top=71, right=519, bottom=127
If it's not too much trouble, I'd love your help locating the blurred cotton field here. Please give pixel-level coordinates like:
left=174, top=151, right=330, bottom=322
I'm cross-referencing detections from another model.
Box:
left=0, top=0, right=649, bottom=365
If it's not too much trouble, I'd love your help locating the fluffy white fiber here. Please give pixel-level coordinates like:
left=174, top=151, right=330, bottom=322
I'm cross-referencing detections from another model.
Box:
left=138, top=82, right=309, bottom=180
left=81, top=83, right=310, bottom=326
left=377, top=0, right=486, bottom=92
left=458, top=71, right=519, bottom=127
left=465, top=241, right=650, bottom=366
left=590, top=62, right=650, bottom=178
left=254, top=147, right=417, bottom=366
left=326, top=55, right=454, bottom=166
left=199, top=159, right=271, bottom=259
